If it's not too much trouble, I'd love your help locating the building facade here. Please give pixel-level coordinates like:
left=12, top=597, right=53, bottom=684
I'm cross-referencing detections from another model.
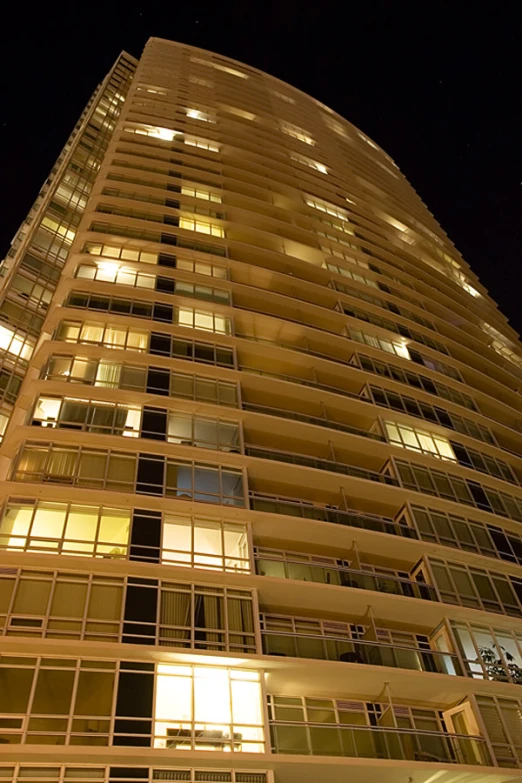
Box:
left=0, top=37, right=521, bottom=783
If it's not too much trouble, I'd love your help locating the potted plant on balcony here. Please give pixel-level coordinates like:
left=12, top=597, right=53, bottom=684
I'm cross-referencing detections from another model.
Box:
left=478, top=645, right=522, bottom=684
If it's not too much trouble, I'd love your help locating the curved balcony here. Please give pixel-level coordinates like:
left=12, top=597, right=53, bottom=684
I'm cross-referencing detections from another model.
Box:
left=245, top=445, right=397, bottom=486
left=249, top=492, right=416, bottom=538
left=255, top=551, right=436, bottom=602
left=243, top=401, right=383, bottom=442
left=262, top=628, right=461, bottom=676
left=270, top=721, right=490, bottom=765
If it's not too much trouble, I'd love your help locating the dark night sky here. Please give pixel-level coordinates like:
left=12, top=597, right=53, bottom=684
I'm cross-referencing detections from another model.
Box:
left=2, top=3, right=521, bottom=332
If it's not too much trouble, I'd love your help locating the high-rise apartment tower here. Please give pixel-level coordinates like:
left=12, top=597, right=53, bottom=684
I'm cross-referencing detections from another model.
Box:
left=0, top=37, right=521, bottom=783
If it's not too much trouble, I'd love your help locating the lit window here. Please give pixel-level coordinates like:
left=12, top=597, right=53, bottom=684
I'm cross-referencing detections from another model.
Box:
left=270, top=89, right=295, bottom=104
left=181, top=185, right=222, bottom=203
left=0, top=411, right=9, bottom=441
left=0, top=501, right=130, bottom=557
left=306, top=198, right=349, bottom=221
left=124, top=124, right=181, bottom=141
left=154, top=664, right=264, bottom=752
left=349, top=327, right=411, bottom=360
left=162, top=515, right=249, bottom=572
left=189, top=75, right=214, bottom=87
left=358, top=131, right=379, bottom=150
left=184, top=135, right=219, bottom=152
left=0, top=324, right=33, bottom=360
left=323, top=115, right=350, bottom=139
left=40, top=216, right=75, bottom=244
left=186, top=108, right=216, bottom=123
left=218, top=103, right=256, bottom=121
left=482, top=322, right=522, bottom=371
left=324, top=261, right=378, bottom=289
left=281, top=122, right=315, bottom=146
left=177, top=308, right=231, bottom=335
left=384, top=421, right=456, bottom=461
left=179, top=217, right=224, bottom=237
left=290, top=152, right=327, bottom=174
left=191, top=57, right=248, bottom=79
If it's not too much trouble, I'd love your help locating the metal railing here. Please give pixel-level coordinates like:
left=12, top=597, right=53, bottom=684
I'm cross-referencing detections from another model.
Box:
left=249, top=492, right=416, bottom=538
left=243, top=401, right=384, bottom=441
left=262, top=630, right=462, bottom=676
left=246, top=445, right=398, bottom=486
left=255, top=554, right=437, bottom=602
left=270, top=721, right=491, bottom=765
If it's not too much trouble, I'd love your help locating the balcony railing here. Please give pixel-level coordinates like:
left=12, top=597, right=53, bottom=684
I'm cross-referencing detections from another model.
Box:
left=245, top=445, right=398, bottom=486
left=243, top=401, right=384, bottom=442
left=249, top=492, right=417, bottom=539
left=262, top=630, right=462, bottom=676
left=255, top=553, right=437, bottom=602
left=270, top=721, right=490, bottom=765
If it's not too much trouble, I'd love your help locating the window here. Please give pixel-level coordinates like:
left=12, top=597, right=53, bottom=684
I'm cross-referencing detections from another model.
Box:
left=184, top=135, right=219, bottom=152
left=452, top=621, right=522, bottom=684
left=181, top=184, right=222, bottom=203
left=83, top=241, right=159, bottom=265
left=306, top=198, right=349, bottom=221
left=429, top=558, right=522, bottom=617
left=395, top=460, right=522, bottom=522
left=32, top=395, right=142, bottom=438
left=154, top=664, right=264, bottom=752
left=176, top=306, right=231, bottom=334
left=475, top=695, right=522, bottom=767
left=0, top=324, right=34, bottom=360
left=186, top=108, right=216, bottom=123
left=281, top=122, right=314, bottom=146
left=0, top=500, right=130, bottom=557
left=160, top=583, right=255, bottom=652
left=162, top=514, right=248, bottom=572
left=350, top=327, right=411, bottom=359
left=268, top=696, right=484, bottom=763
left=218, top=103, right=256, bottom=121
left=65, top=292, right=232, bottom=335
left=179, top=217, right=224, bottom=237
left=0, top=569, right=124, bottom=642
left=167, top=412, right=240, bottom=451
left=43, top=356, right=238, bottom=406
left=124, top=123, right=182, bottom=141
left=384, top=421, right=456, bottom=461
left=369, top=385, right=491, bottom=442
left=358, top=354, right=474, bottom=408
left=0, top=657, right=116, bottom=745
left=289, top=152, right=327, bottom=174
left=12, top=444, right=245, bottom=506
left=56, top=320, right=149, bottom=351
left=406, top=504, right=522, bottom=564
left=190, top=56, right=248, bottom=79
left=270, top=89, right=295, bottom=104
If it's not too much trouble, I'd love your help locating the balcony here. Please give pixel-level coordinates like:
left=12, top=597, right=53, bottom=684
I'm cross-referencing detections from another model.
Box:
left=262, top=630, right=461, bottom=676
left=243, top=401, right=383, bottom=442
left=255, top=551, right=437, bottom=602
left=249, top=492, right=416, bottom=538
left=246, top=445, right=398, bottom=486
left=270, top=722, right=490, bottom=765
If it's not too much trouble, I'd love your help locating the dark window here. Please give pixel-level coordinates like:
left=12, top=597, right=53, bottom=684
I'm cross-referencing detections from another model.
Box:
left=146, top=367, right=170, bottom=395
left=130, top=509, right=161, bottom=563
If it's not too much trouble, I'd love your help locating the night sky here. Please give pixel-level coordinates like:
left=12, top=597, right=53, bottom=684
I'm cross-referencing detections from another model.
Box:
left=2, top=3, right=520, bottom=333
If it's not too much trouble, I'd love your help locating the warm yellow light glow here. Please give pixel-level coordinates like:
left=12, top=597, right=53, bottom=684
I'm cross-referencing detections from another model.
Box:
left=0, top=324, right=33, bottom=360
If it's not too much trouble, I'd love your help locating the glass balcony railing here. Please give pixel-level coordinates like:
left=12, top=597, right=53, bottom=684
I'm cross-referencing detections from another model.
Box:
left=249, top=492, right=417, bottom=538
left=262, top=630, right=462, bottom=676
left=245, top=445, right=398, bottom=486
left=255, top=552, right=437, bottom=602
left=243, top=401, right=384, bottom=442
left=270, top=721, right=490, bottom=765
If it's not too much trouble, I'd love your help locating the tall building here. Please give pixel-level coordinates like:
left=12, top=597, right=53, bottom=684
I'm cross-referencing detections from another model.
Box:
left=0, top=36, right=522, bottom=783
